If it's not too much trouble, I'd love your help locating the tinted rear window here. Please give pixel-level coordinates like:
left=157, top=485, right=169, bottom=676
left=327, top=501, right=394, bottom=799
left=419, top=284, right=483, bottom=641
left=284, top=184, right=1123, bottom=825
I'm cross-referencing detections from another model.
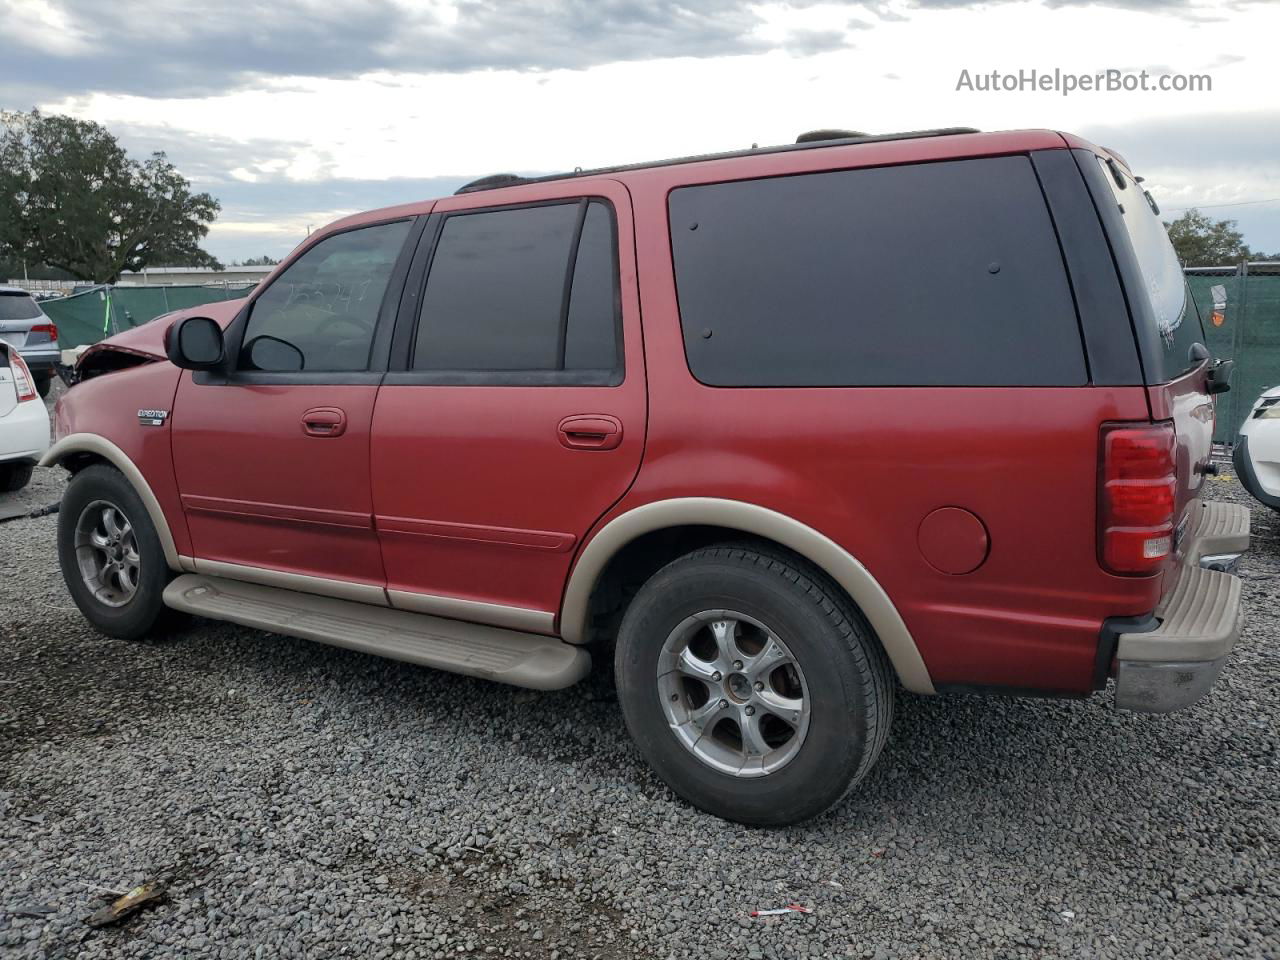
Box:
left=1096, top=156, right=1203, bottom=380
left=669, top=156, right=1086, bottom=387
left=0, top=292, right=42, bottom=321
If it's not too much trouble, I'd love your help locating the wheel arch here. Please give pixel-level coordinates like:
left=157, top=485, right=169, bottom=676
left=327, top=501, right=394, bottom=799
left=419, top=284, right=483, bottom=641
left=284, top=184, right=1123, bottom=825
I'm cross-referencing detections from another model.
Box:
left=41, top=433, right=184, bottom=571
left=560, top=497, right=935, bottom=695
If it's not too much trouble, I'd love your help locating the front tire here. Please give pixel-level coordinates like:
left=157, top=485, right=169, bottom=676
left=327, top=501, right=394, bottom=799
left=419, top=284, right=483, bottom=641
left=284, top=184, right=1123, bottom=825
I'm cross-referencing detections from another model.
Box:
left=0, top=462, right=33, bottom=492
left=614, top=544, right=894, bottom=826
left=57, top=464, right=173, bottom=640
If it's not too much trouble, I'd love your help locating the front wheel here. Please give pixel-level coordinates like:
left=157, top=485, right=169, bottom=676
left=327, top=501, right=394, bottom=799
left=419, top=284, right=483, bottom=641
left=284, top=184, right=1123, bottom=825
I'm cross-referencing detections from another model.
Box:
left=57, top=464, right=174, bottom=639
left=614, top=545, right=894, bottom=825
left=0, top=462, right=33, bottom=492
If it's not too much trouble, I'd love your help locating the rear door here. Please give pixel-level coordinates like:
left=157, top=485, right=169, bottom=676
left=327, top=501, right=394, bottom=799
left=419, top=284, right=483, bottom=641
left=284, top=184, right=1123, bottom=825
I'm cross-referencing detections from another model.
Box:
left=370, top=180, right=645, bottom=632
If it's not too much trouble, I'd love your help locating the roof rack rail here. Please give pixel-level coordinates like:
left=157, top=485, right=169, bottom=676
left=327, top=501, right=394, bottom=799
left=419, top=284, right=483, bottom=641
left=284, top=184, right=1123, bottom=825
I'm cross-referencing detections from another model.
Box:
left=452, top=127, right=981, bottom=195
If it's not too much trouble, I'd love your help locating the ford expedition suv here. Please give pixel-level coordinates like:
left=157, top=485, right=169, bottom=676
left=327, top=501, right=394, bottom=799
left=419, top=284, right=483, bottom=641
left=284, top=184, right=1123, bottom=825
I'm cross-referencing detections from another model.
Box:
left=44, top=128, right=1249, bottom=825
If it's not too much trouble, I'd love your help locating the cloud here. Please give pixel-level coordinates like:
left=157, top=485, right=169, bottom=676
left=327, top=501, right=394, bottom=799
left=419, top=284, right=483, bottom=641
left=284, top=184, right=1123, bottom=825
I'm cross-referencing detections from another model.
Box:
left=0, top=0, right=1241, bottom=102
left=1079, top=110, right=1280, bottom=251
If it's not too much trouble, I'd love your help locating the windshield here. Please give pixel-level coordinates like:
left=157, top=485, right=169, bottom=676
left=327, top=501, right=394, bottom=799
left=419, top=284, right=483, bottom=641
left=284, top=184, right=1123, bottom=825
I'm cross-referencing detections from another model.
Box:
left=1097, top=156, right=1204, bottom=379
left=0, top=292, right=43, bottom=321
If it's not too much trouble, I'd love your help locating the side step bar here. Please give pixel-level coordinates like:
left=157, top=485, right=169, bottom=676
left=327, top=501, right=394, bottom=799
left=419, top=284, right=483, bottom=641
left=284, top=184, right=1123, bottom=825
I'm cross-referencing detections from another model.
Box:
left=163, top=575, right=590, bottom=690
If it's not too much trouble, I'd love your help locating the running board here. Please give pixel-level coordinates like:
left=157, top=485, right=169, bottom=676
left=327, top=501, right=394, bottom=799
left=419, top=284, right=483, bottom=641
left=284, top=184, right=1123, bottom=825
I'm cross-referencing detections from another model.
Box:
left=162, top=574, right=590, bottom=690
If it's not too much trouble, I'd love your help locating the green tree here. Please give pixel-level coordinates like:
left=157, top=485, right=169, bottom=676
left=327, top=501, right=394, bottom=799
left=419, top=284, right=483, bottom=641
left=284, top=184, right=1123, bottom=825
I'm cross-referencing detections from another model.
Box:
left=238, top=255, right=280, bottom=266
left=1164, top=209, right=1250, bottom=267
left=0, top=110, right=221, bottom=283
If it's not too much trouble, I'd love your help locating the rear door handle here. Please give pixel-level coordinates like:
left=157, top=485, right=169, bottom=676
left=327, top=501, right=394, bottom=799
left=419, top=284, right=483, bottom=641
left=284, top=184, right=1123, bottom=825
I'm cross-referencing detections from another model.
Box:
left=301, top=406, right=347, bottom=438
left=558, top=415, right=623, bottom=451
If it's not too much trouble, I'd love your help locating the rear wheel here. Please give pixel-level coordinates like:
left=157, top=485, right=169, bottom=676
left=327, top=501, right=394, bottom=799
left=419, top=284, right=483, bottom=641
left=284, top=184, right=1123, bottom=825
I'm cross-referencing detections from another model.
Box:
left=57, top=464, right=173, bottom=639
left=614, top=544, right=894, bottom=825
left=0, top=462, right=33, bottom=492
left=34, top=372, right=52, bottom=398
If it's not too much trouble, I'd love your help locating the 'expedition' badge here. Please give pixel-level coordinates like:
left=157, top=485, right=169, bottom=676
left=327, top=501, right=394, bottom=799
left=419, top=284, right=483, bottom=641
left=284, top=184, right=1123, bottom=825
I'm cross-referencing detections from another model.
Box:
left=137, top=409, right=169, bottom=427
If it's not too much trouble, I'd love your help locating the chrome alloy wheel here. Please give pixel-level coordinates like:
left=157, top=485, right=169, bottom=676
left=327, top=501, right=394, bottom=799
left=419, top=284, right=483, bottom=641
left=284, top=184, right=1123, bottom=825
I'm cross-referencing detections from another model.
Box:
left=657, top=609, right=811, bottom=778
left=74, top=500, right=141, bottom=608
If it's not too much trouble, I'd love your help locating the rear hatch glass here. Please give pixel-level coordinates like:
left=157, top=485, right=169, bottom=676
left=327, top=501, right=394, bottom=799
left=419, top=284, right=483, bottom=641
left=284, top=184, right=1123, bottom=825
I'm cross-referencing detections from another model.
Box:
left=1095, top=157, right=1205, bottom=381
left=0, top=291, right=42, bottom=348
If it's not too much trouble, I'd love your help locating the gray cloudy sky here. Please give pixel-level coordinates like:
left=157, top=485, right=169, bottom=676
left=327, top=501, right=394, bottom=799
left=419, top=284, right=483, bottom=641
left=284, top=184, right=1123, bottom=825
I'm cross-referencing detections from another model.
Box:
left=3, top=0, right=1276, bottom=260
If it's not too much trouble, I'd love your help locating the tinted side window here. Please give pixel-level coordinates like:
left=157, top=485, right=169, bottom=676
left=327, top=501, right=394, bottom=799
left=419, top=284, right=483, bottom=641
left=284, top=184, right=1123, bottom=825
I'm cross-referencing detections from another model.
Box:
left=241, top=219, right=411, bottom=372
left=413, top=200, right=620, bottom=380
left=669, top=156, right=1086, bottom=387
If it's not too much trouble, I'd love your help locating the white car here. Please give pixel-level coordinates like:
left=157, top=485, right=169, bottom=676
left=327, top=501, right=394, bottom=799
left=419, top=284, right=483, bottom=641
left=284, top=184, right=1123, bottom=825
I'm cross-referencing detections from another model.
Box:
left=1235, top=385, right=1280, bottom=512
left=0, top=340, right=50, bottom=492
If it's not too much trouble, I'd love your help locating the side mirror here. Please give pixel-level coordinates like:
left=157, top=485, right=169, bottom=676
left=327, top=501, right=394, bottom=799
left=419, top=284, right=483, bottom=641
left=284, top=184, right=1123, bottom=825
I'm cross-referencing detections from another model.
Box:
left=167, top=316, right=225, bottom=370
left=244, top=335, right=305, bottom=372
left=1206, top=358, right=1234, bottom=395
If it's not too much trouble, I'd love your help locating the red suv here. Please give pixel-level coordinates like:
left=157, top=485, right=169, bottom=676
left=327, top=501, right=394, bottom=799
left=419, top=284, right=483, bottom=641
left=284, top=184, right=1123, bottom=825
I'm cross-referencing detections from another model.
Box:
left=45, top=128, right=1249, bottom=825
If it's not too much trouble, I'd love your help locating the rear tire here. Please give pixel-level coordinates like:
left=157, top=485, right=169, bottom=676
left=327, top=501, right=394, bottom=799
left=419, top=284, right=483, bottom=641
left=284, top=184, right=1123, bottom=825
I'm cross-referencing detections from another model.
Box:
left=0, top=463, right=33, bottom=492
left=34, top=373, right=52, bottom=398
left=57, top=464, right=174, bottom=640
left=614, top=544, right=894, bottom=825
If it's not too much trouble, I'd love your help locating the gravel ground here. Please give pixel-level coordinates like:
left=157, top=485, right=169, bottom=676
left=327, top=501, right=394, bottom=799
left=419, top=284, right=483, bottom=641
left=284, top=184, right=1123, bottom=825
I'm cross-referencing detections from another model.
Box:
left=2, top=390, right=1277, bottom=959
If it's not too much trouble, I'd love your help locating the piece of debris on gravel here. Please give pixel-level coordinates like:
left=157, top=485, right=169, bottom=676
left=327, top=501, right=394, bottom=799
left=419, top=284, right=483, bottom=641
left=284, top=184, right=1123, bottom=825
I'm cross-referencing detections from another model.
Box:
left=1, top=398, right=1277, bottom=958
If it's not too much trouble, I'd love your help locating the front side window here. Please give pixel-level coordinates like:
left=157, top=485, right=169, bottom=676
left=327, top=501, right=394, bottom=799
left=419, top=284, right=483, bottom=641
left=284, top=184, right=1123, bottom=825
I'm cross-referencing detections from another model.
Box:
left=412, top=199, right=621, bottom=382
left=240, top=219, right=411, bottom=372
left=0, top=292, right=42, bottom=321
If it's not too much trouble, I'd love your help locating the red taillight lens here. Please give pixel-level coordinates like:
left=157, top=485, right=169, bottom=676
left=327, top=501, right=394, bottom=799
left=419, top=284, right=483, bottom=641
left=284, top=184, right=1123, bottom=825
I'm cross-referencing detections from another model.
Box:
left=10, top=351, right=38, bottom=402
left=31, top=323, right=58, bottom=340
left=1100, top=422, right=1177, bottom=575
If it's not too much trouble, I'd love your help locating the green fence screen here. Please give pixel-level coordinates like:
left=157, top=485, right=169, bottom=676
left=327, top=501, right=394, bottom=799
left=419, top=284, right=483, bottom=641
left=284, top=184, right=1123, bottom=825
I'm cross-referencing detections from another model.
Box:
left=42, top=283, right=257, bottom=351
left=1187, top=266, right=1280, bottom=443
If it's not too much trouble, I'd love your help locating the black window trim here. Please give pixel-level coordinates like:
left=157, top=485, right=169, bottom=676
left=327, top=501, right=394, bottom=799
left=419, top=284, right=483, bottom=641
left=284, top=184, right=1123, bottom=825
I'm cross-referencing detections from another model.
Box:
left=384, top=195, right=625, bottom=388
left=1030, top=148, right=1144, bottom=386
left=195, top=214, right=427, bottom=387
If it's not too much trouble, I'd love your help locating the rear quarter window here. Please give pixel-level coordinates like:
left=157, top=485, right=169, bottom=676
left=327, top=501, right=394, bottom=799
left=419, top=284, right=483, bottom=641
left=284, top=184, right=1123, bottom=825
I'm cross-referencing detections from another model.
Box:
left=669, top=156, right=1087, bottom=387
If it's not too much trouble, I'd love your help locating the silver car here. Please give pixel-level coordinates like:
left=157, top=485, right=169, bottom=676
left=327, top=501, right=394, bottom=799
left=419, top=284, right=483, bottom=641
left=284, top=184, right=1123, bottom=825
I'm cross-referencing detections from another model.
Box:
left=0, top=286, right=60, bottom=397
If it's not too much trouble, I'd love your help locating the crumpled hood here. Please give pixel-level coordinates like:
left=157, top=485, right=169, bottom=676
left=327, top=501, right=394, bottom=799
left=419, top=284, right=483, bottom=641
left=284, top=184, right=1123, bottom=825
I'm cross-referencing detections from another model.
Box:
left=74, top=297, right=246, bottom=371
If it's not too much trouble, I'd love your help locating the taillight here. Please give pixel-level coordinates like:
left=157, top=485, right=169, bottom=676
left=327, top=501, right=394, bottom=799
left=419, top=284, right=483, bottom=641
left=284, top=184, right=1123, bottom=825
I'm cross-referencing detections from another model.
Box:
left=1099, top=422, right=1177, bottom=575
left=10, top=351, right=38, bottom=403
left=31, top=322, right=58, bottom=340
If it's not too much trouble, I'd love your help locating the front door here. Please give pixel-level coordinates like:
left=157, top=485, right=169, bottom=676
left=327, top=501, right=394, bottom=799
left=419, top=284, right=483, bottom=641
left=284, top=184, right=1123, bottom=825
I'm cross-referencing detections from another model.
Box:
left=172, top=217, right=420, bottom=597
left=371, top=180, right=646, bottom=631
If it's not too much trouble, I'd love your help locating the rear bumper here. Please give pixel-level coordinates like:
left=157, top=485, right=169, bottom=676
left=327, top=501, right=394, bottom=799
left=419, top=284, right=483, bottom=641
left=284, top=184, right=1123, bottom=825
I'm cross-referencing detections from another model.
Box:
left=0, top=396, right=51, bottom=463
left=18, top=347, right=59, bottom=373
left=1112, top=501, right=1249, bottom=713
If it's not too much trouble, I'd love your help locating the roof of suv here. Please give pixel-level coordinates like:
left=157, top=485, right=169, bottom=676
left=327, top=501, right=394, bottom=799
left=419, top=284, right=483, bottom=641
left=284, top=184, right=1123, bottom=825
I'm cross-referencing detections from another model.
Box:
left=317, top=127, right=1100, bottom=241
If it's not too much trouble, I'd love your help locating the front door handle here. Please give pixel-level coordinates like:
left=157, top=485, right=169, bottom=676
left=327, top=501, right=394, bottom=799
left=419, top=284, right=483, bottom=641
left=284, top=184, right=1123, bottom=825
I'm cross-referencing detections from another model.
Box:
left=301, top=406, right=347, bottom=438
left=558, top=415, right=623, bottom=451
